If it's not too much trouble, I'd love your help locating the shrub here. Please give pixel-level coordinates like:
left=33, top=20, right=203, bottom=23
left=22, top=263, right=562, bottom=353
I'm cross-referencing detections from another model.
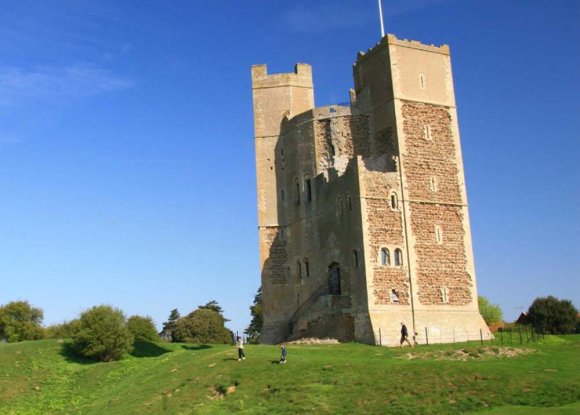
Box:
left=478, top=296, right=503, bottom=325
left=71, top=305, right=133, bottom=361
left=172, top=308, right=232, bottom=344
left=0, top=301, right=44, bottom=342
left=44, top=321, right=76, bottom=339
left=527, top=296, right=578, bottom=335
left=127, top=315, right=159, bottom=342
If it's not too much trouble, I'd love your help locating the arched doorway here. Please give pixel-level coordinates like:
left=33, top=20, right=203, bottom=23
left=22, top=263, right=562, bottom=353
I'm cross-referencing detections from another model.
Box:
left=328, top=262, right=341, bottom=295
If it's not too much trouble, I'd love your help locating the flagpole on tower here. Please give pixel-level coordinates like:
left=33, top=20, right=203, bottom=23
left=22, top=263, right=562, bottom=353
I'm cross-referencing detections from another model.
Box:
left=378, top=0, right=385, bottom=38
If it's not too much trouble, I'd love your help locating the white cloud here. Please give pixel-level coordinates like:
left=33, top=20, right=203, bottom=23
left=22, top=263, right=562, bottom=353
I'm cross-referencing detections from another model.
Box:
left=0, top=64, right=134, bottom=104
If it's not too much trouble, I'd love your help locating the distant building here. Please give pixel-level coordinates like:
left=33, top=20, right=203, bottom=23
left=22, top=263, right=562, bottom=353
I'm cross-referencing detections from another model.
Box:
left=251, top=34, right=490, bottom=346
left=515, top=312, right=529, bottom=325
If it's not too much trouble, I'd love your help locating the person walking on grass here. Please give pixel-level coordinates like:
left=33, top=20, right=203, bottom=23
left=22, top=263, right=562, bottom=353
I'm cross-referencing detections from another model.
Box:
left=400, top=322, right=414, bottom=348
left=236, top=336, right=245, bottom=361
left=279, top=344, right=287, bottom=364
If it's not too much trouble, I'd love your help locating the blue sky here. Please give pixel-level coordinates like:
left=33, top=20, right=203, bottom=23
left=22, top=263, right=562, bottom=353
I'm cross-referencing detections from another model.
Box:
left=0, top=0, right=578, bottom=334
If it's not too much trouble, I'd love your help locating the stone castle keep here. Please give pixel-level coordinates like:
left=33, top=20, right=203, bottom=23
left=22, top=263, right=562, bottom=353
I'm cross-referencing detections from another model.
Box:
left=251, top=34, right=490, bottom=345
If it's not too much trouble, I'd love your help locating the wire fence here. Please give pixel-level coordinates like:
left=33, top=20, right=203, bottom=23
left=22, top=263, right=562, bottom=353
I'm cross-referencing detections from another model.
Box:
left=374, top=325, right=543, bottom=347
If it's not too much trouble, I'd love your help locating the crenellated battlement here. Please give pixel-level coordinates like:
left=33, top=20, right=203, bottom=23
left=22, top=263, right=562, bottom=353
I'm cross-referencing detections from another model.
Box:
left=251, top=63, right=313, bottom=89
left=356, top=34, right=450, bottom=65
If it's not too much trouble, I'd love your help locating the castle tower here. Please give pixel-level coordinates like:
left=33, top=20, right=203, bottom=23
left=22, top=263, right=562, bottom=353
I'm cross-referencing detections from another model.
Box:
left=252, top=35, right=490, bottom=345
left=251, top=64, right=315, bottom=342
left=353, top=35, right=488, bottom=343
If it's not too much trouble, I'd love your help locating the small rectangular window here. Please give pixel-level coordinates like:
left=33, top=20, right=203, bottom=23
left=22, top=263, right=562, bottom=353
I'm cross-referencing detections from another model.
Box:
left=423, top=125, right=431, bottom=140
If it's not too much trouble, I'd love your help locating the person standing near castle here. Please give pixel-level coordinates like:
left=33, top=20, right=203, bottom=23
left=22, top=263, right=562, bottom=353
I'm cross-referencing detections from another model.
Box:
left=400, top=322, right=414, bottom=348
left=236, top=336, right=245, bottom=361
left=279, top=344, right=287, bottom=364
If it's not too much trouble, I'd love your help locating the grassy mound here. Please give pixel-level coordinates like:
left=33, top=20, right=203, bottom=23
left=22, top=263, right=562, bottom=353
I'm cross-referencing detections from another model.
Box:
left=0, top=336, right=579, bottom=414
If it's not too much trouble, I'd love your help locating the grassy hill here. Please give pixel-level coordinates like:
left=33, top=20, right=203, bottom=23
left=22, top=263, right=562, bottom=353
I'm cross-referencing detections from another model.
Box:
left=0, top=336, right=579, bottom=414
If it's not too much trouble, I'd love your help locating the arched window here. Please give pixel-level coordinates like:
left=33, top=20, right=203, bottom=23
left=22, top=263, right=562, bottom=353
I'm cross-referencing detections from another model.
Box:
left=352, top=249, right=359, bottom=268
left=297, top=260, right=302, bottom=279
left=390, top=192, right=398, bottom=210
left=347, top=195, right=352, bottom=211
left=380, top=248, right=390, bottom=266
left=337, top=197, right=343, bottom=214
left=303, top=258, right=310, bottom=277
left=394, top=249, right=403, bottom=266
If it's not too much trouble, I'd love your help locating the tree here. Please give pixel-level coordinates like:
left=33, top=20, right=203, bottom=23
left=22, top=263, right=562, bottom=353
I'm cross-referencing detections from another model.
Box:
left=172, top=308, right=232, bottom=344
left=245, top=287, right=263, bottom=343
left=478, top=296, right=503, bottom=325
left=71, top=305, right=134, bottom=362
left=198, top=300, right=230, bottom=322
left=0, top=301, right=44, bottom=342
left=527, top=296, right=578, bottom=334
left=127, top=315, right=159, bottom=342
left=44, top=320, right=76, bottom=339
left=160, top=309, right=180, bottom=341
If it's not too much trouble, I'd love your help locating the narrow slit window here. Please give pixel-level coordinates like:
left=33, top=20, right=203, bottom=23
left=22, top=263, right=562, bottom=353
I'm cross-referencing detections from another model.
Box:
left=347, top=195, right=352, bottom=211
left=295, top=180, right=301, bottom=205
left=441, top=286, right=449, bottom=304
left=435, top=225, right=443, bottom=244
left=394, top=249, right=403, bottom=266
left=304, top=258, right=310, bottom=277
left=380, top=248, right=390, bottom=266
left=430, top=176, right=438, bottom=192
left=281, top=189, right=285, bottom=201
left=390, top=193, right=398, bottom=210
left=297, top=261, right=302, bottom=279
left=419, top=74, right=426, bottom=89
left=423, top=125, right=431, bottom=140
left=353, top=250, right=359, bottom=268
left=305, top=178, right=312, bottom=202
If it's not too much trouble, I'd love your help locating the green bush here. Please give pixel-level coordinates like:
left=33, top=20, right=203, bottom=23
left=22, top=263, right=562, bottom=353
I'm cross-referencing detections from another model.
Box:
left=71, top=305, right=134, bottom=361
left=478, top=296, right=503, bottom=325
left=127, top=315, right=159, bottom=342
left=527, top=296, right=578, bottom=335
left=44, top=321, right=76, bottom=339
left=172, top=308, right=232, bottom=344
left=0, top=301, right=44, bottom=342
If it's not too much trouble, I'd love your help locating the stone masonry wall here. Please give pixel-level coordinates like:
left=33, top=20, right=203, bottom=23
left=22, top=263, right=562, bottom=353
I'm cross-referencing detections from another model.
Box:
left=260, top=227, right=288, bottom=285
left=410, top=203, right=472, bottom=305
left=401, top=101, right=461, bottom=203
left=401, top=100, right=471, bottom=306
left=362, top=162, right=409, bottom=306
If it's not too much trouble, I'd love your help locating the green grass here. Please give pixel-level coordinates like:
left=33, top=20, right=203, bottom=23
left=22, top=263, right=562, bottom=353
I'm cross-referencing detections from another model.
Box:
left=0, top=336, right=579, bottom=414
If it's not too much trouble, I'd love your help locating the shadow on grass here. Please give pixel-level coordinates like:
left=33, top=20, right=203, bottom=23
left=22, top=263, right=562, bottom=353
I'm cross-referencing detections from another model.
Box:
left=181, top=344, right=213, bottom=351
left=222, top=357, right=238, bottom=362
left=59, top=342, right=99, bottom=365
left=132, top=340, right=172, bottom=358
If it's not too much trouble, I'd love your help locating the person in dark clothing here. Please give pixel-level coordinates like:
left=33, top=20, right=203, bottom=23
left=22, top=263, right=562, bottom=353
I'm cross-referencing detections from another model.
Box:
left=279, top=344, right=287, bottom=364
left=400, top=322, right=414, bottom=348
